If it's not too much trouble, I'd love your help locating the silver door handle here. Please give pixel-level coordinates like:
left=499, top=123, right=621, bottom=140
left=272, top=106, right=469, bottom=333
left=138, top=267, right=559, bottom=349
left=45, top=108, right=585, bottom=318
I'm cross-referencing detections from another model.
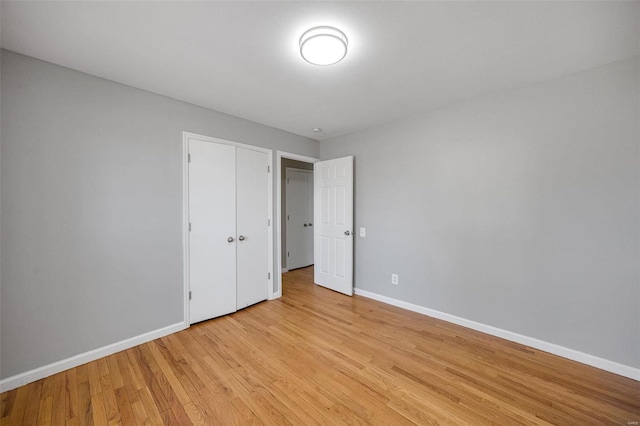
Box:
left=238, top=235, right=246, bottom=241
left=227, top=237, right=234, bottom=242
left=344, top=230, right=351, bottom=236
left=303, top=224, right=308, bottom=227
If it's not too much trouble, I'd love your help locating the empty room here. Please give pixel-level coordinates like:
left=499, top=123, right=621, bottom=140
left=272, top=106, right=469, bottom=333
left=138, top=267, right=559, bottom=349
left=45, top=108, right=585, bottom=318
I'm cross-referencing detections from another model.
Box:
left=1, top=1, right=639, bottom=424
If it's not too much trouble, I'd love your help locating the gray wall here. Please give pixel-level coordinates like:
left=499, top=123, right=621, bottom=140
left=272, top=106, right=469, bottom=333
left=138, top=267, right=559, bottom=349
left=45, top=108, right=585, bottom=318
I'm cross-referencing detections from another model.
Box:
left=0, top=50, right=318, bottom=379
left=320, top=57, right=640, bottom=368
left=281, top=158, right=313, bottom=269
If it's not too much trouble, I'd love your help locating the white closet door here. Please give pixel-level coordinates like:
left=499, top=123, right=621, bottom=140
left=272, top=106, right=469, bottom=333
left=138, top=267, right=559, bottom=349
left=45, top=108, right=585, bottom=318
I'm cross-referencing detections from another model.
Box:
left=286, top=169, right=314, bottom=270
left=236, top=147, right=269, bottom=309
left=314, top=156, right=354, bottom=296
left=188, top=140, right=237, bottom=323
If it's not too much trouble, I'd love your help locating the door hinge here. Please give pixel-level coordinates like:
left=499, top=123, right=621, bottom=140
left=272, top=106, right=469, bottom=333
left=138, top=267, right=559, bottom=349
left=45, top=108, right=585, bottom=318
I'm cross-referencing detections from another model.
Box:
left=287, top=215, right=290, bottom=221
left=268, top=165, right=270, bottom=173
left=268, top=218, right=271, bottom=226
left=189, top=222, right=192, bottom=232
left=288, top=251, right=290, bottom=257
left=188, top=153, right=191, bottom=163
left=268, top=272, right=271, bottom=279
left=287, top=178, right=289, bottom=184
left=189, top=291, right=192, bottom=300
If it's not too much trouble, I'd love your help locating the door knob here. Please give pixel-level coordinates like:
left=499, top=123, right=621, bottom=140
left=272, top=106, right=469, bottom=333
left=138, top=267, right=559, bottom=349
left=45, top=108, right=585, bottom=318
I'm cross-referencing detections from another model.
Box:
left=227, top=237, right=234, bottom=242
left=309, top=223, right=313, bottom=227
left=344, top=230, right=351, bottom=236
left=303, top=224, right=308, bottom=227
left=238, top=235, right=246, bottom=241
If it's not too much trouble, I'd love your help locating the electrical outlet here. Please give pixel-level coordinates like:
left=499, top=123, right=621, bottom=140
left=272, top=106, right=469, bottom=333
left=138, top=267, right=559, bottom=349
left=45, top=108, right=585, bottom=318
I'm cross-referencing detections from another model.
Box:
left=360, top=227, right=366, bottom=237
left=391, top=274, right=399, bottom=285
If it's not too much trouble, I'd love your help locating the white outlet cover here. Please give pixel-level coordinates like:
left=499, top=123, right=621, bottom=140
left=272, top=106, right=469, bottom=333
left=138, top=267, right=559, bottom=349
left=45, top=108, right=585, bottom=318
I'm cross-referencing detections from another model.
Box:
left=391, top=274, right=399, bottom=285
left=360, top=227, right=366, bottom=237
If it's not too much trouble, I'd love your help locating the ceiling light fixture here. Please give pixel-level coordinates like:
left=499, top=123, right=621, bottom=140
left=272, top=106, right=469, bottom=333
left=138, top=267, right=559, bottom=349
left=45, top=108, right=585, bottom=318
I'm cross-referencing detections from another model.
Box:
left=299, top=26, right=348, bottom=66
left=312, top=128, right=322, bottom=133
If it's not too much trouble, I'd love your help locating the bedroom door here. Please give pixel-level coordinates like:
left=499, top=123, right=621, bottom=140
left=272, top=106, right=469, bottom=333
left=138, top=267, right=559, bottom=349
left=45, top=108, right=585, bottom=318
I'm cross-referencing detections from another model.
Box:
left=314, top=156, right=353, bottom=296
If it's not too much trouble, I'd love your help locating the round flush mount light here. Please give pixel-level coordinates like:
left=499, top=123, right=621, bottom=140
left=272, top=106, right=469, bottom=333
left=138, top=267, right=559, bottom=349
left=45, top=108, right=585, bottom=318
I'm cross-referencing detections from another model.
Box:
left=299, top=26, right=348, bottom=66
left=312, top=127, right=322, bottom=133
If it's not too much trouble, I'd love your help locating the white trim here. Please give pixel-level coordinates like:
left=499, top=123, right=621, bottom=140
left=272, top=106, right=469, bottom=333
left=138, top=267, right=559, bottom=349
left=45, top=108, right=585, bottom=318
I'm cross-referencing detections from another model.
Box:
left=275, top=151, right=320, bottom=299
left=183, top=132, right=274, bottom=316
left=182, top=134, right=191, bottom=326
left=281, top=268, right=289, bottom=273
left=0, top=322, right=187, bottom=392
left=267, top=154, right=274, bottom=301
left=183, top=131, right=274, bottom=155
left=285, top=167, right=313, bottom=175
left=354, top=288, right=640, bottom=381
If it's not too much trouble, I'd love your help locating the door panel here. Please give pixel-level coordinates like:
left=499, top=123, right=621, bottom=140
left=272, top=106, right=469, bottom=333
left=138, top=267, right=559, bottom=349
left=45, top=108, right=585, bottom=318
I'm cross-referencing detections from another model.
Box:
left=314, top=156, right=354, bottom=296
left=286, top=169, right=314, bottom=269
left=236, top=147, right=269, bottom=309
left=188, top=140, right=237, bottom=323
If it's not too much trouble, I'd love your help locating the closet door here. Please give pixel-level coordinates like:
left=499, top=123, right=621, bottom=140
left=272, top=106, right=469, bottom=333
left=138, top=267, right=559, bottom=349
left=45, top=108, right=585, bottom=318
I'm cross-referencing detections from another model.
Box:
left=188, top=140, right=237, bottom=324
left=236, top=147, right=269, bottom=309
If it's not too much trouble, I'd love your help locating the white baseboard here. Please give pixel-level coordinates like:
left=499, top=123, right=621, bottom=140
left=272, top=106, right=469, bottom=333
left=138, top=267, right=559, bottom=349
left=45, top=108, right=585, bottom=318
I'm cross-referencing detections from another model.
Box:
left=354, top=288, right=640, bottom=381
left=0, top=321, right=188, bottom=392
left=281, top=268, right=289, bottom=273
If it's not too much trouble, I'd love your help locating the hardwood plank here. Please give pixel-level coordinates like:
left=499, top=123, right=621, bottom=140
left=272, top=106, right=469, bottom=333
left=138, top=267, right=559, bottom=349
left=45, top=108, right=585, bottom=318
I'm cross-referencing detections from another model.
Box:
left=86, top=362, right=102, bottom=398
left=129, top=399, right=149, bottom=426
left=113, top=351, right=144, bottom=423
left=65, top=369, right=79, bottom=422
left=22, top=379, right=43, bottom=425
left=76, top=380, right=92, bottom=426
left=0, top=389, right=17, bottom=419
left=136, top=387, right=165, bottom=425
left=7, top=385, right=30, bottom=425
left=105, top=354, right=124, bottom=391
left=50, top=373, right=67, bottom=426
left=90, top=393, right=108, bottom=426
left=99, top=370, right=120, bottom=424
left=113, top=387, right=135, bottom=426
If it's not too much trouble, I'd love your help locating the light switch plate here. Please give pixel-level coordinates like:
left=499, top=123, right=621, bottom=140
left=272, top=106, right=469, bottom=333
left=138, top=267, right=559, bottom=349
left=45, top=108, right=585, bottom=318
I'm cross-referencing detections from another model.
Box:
left=360, top=227, right=366, bottom=237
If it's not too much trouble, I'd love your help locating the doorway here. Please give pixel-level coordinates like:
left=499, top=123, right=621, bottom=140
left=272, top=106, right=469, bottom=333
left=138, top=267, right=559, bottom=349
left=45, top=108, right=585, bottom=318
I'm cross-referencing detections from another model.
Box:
left=284, top=166, right=314, bottom=271
left=276, top=151, right=355, bottom=298
left=275, top=152, right=319, bottom=298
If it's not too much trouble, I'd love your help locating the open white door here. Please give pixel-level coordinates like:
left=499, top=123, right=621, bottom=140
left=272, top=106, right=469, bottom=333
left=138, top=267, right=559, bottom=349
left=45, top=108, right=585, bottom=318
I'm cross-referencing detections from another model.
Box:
left=314, top=156, right=353, bottom=296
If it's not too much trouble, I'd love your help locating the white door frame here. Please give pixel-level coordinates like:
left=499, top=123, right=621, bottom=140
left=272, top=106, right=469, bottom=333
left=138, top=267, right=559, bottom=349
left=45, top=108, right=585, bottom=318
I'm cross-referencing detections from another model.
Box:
left=183, top=131, right=273, bottom=325
left=274, top=151, right=319, bottom=299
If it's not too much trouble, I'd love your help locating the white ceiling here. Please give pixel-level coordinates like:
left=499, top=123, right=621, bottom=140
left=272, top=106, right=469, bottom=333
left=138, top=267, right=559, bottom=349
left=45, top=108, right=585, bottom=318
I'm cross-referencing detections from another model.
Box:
left=2, top=1, right=638, bottom=141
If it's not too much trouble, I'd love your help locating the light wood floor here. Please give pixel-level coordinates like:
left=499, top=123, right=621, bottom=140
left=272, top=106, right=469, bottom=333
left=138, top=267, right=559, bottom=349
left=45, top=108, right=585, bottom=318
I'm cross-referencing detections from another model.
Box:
left=2, top=266, right=639, bottom=425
